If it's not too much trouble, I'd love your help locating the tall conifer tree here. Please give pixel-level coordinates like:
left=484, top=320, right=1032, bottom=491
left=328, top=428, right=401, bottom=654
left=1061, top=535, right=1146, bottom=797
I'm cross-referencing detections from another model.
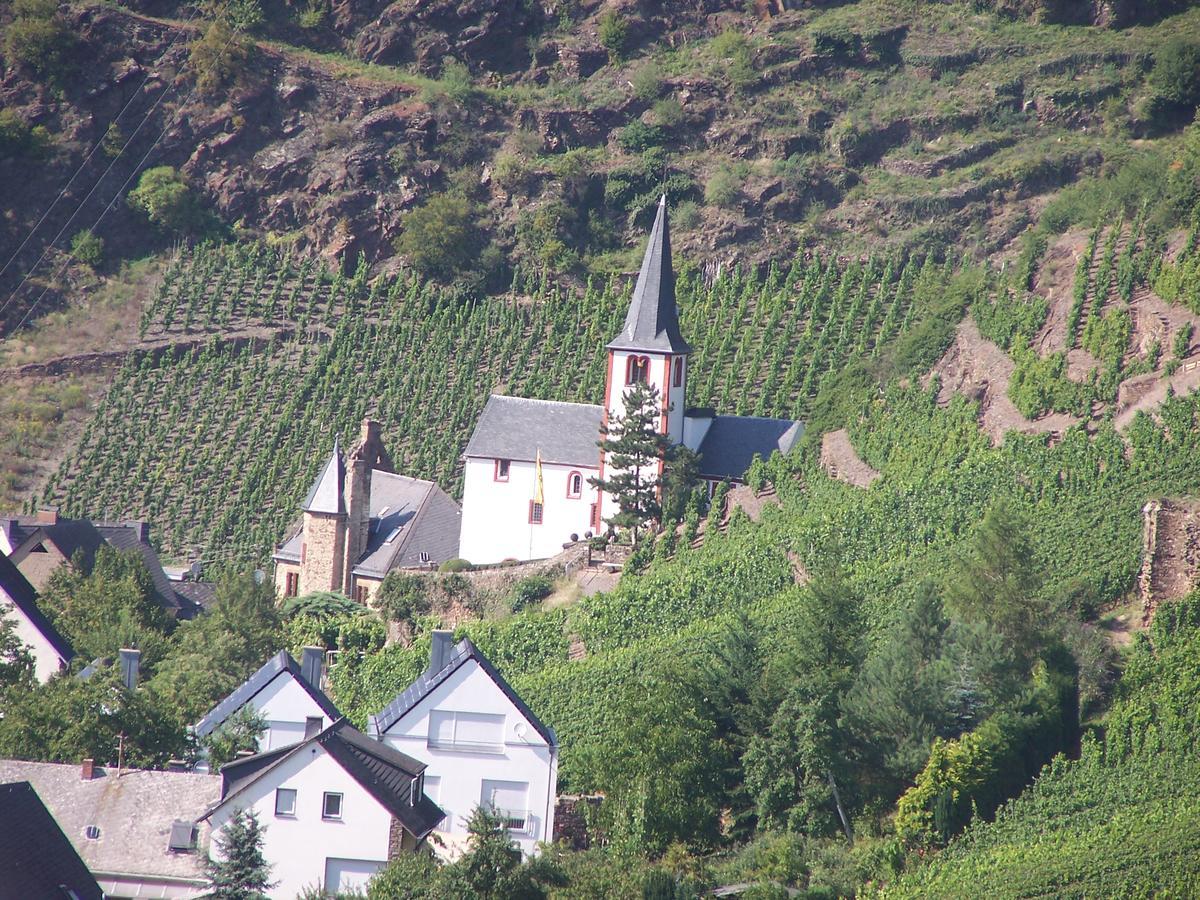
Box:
left=591, top=381, right=671, bottom=544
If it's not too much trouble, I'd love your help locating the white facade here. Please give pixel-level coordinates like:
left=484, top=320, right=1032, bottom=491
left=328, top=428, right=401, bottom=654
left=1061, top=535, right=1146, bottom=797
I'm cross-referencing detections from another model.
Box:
left=0, top=597, right=67, bottom=683
left=247, top=671, right=335, bottom=751
left=376, top=658, right=558, bottom=858
left=208, top=746, right=394, bottom=899
left=459, top=456, right=599, bottom=565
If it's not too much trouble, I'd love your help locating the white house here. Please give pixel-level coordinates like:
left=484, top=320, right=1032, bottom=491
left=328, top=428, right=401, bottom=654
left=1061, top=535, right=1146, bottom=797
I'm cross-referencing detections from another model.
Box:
left=0, top=549, right=73, bottom=683
left=202, top=718, right=444, bottom=899
left=368, top=630, right=559, bottom=858
left=192, top=647, right=341, bottom=762
left=458, top=196, right=803, bottom=565
left=459, top=397, right=603, bottom=563
left=0, top=758, right=221, bottom=899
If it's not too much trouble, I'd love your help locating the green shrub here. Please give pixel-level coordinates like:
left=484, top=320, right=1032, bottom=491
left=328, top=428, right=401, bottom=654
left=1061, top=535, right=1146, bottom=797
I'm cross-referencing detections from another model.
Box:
left=598, top=10, right=629, bottom=63
left=189, top=19, right=253, bottom=98
left=297, top=0, right=327, bottom=28
left=0, top=108, right=51, bottom=159
left=651, top=97, right=684, bottom=129
left=4, top=0, right=76, bottom=83
left=509, top=575, right=553, bottom=611
left=1149, top=39, right=1200, bottom=110
left=394, top=193, right=480, bottom=281
left=128, top=166, right=211, bottom=235
left=631, top=62, right=664, bottom=101
left=704, top=165, right=741, bottom=208
left=374, top=572, right=430, bottom=622
left=438, top=557, right=474, bottom=573
left=618, top=119, right=665, bottom=153
left=70, top=230, right=104, bottom=268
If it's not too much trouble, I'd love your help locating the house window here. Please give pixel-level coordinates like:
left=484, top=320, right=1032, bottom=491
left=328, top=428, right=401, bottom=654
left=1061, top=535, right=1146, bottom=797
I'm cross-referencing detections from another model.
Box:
left=567, top=471, right=583, bottom=499
left=285, top=572, right=299, bottom=597
left=494, top=459, right=510, bottom=482
left=428, top=710, right=506, bottom=753
left=275, top=788, right=297, bottom=817
left=354, top=583, right=368, bottom=603
left=626, top=355, right=649, bottom=384
left=481, top=780, right=530, bottom=834
left=323, top=792, right=343, bottom=820
left=673, top=357, right=683, bottom=387
left=529, top=501, right=544, bottom=525
left=304, top=716, right=323, bottom=739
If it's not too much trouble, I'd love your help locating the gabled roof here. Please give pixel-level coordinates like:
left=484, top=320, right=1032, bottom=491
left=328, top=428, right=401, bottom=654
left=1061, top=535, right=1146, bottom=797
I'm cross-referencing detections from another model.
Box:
left=697, top=414, right=804, bottom=480
left=368, top=637, right=557, bottom=747
left=464, top=395, right=603, bottom=467
left=208, top=719, right=444, bottom=840
left=303, top=438, right=346, bottom=515
left=0, top=760, right=220, bottom=884
left=0, top=781, right=104, bottom=900
left=192, top=650, right=341, bottom=739
left=353, top=472, right=462, bottom=576
left=7, top=518, right=193, bottom=617
left=607, top=195, right=691, bottom=355
left=0, top=550, right=74, bottom=665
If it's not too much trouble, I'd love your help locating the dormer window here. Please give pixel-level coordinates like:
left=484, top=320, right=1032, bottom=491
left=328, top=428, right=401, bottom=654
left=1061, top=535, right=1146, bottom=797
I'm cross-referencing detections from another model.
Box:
left=567, top=471, right=583, bottom=499
left=626, top=355, right=650, bottom=384
left=494, top=459, right=510, bottom=482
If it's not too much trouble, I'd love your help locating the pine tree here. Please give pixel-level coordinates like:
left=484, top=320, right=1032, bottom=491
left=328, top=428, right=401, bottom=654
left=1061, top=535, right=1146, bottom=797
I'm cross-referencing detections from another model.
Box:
left=590, top=381, right=672, bottom=544
left=206, top=809, right=274, bottom=900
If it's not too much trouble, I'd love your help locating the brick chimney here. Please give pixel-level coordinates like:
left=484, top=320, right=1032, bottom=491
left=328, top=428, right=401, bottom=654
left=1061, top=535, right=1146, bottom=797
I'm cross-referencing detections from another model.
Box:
left=81, top=758, right=95, bottom=780
left=36, top=507, right=58, bottom=526
left=344, top=419, right=385, bottom=596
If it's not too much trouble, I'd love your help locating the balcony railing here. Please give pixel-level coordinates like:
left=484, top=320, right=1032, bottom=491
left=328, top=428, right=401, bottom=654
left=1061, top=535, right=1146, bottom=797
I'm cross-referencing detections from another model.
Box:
left=492, top=807, right=530, bottom=834
left=427, top=737, right=505, bottom=754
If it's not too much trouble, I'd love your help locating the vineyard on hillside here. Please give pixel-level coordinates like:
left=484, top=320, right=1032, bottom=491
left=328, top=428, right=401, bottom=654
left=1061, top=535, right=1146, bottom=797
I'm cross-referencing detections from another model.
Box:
left=37, top=242, right=942, bottom=569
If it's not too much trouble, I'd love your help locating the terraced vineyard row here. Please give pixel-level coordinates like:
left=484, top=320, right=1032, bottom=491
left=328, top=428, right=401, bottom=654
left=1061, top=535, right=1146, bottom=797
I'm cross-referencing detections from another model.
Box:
left=39, top=243, right=931, bottom=571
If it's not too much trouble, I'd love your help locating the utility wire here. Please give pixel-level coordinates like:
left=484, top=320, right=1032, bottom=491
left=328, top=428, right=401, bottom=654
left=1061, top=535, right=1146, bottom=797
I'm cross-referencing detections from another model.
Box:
left=0, top=8, right=202, bottom=289
left=12, top=22, right=247, bottom=334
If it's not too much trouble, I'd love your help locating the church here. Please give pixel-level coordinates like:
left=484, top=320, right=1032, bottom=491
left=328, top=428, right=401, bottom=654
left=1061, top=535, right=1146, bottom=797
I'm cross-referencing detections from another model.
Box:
left=457, top=196, right=803, bottom=565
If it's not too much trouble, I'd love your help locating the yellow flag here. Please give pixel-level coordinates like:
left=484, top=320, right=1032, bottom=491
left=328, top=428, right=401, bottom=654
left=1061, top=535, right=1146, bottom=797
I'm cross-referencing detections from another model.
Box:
left=534, top=448, right=544, bottom=505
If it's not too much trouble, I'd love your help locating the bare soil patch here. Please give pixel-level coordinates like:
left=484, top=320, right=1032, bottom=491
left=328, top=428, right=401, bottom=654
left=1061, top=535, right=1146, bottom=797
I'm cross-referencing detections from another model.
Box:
left=1142, top=499, right=1200, bottom=624
left=929, top=319, right=1080, bottom=445
left=1033, top=228, right=1090, bottom=356
left=820, top=429, right=881, bottom=488
left=1127, top=285, right=1199, bottom=363
left=1114, top=360, right=1200, bottom=431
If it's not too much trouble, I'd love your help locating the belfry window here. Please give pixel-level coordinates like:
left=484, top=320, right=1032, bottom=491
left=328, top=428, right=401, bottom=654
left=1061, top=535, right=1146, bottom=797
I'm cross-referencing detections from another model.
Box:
left=626, top=355, right=650, bottom=384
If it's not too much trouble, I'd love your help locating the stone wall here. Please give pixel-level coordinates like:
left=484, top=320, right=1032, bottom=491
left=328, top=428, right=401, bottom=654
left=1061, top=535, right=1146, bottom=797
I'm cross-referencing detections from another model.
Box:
left=551, top=794, right=602, bottom=850
left=300, top=511, right=346, bottom=595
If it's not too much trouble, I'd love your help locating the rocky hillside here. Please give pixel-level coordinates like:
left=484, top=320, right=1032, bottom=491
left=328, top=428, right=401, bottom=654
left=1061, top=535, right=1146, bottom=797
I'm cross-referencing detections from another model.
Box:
left=1, top=0, right=1197, bottom=334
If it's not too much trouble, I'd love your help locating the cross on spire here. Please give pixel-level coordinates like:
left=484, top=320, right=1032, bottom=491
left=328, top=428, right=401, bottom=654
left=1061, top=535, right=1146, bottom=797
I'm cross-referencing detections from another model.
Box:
left=606, top=195, right=691, bottom=354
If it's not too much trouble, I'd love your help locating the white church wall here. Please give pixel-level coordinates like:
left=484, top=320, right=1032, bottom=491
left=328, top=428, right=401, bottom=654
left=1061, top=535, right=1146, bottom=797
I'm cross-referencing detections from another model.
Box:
left=377, top=660, right=557, bottom=858
left=459, top=457, right=598, bottom=565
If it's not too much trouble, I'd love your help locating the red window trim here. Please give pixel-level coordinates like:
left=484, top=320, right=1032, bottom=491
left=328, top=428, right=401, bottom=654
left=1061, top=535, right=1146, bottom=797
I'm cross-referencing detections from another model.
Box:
left=494, top=459, right=510, bottom=482
left=673, top=356, right=683, bottom=387
left=566, top=470, right=583, bottom=499
left=625, top=355, right=650, bottom=385
left=529, top=500, right=544, bottom=525
left=285, top=571, right=299, bottom=598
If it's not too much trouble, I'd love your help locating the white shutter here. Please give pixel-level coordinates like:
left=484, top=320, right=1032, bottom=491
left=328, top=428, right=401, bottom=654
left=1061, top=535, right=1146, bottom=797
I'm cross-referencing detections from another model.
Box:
left=454, top=712, right=504, bottom=747
left=428, top=710, right=455, bottom=747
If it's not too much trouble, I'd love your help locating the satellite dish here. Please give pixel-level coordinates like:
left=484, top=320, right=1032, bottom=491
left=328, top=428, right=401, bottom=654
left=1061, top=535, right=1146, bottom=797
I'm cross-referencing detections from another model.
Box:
left=514, top=722, right=528, bottom=739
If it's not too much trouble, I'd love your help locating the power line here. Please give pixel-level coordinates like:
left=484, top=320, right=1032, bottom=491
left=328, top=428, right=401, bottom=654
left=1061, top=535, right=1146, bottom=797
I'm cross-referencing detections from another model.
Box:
left=11, top=22, right=248, bottom=334
left=0, top=8, right=202, bottom=289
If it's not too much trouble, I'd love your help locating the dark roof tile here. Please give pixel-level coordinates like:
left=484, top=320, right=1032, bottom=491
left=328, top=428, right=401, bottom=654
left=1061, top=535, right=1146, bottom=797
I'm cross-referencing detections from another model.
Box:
left=464, top=395, right=603, bottom=467
left=0, top=781, right=104, bottom=900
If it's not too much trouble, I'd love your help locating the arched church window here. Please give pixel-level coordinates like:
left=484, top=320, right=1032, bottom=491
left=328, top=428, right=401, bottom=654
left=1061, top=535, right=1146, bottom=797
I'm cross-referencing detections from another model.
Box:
left=567, top=471, right=583, bottom=499
left=626, top=355, right=649, bottom=384
left=673, top=357, right=683, bottom=387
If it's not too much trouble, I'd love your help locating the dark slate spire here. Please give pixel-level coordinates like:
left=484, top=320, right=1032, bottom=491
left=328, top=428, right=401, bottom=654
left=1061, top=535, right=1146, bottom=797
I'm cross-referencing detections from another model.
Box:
left=607, top=195, right=691, bottom=354
left=303, top=437, right=346, bottom=514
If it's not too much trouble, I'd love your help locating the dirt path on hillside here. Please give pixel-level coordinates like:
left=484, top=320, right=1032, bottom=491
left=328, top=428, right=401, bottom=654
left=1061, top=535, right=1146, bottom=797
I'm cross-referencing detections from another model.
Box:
left=820, top=429, right=881, bottom=487
left=929, top=319, right=1081, bottom=444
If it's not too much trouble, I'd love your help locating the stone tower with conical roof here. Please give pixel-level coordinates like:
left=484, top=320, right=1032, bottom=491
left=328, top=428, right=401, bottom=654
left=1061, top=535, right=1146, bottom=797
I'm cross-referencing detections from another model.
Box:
left=298, top=437, right=348, bottom=595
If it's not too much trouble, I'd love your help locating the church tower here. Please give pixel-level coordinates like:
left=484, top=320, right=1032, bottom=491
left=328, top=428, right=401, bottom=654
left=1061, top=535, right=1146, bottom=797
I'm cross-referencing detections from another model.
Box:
left=298, top=439, right=348, bottom=596
left=602, top=194, right=691, bottom=444
left=598, top=196, right=691, bottom=527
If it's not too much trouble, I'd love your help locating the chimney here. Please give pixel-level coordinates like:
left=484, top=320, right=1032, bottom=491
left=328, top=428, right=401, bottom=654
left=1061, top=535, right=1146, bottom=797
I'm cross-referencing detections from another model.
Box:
left=428, top=630, right=453, bottom=677
left=167, top=759, right=189, bottom=772
left=300, top=646, right=324, bottom=689
left=36, top=507, right=59, bottom=526
left=118, top=648, right=141, bottom=691
left=361, top=418, right=381, bottom=447
left=81, top=758, right=95, bottom=780
left=128, top=521, right=149, bottom=543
